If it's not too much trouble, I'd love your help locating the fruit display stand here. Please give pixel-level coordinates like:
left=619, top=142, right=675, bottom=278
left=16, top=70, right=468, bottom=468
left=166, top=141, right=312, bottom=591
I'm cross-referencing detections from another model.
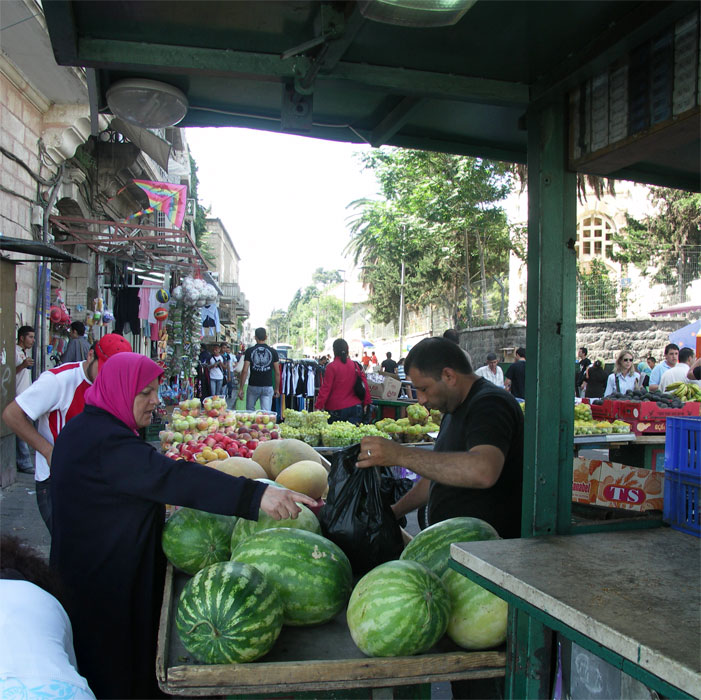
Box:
left=156, top=564, right=505, bottom=697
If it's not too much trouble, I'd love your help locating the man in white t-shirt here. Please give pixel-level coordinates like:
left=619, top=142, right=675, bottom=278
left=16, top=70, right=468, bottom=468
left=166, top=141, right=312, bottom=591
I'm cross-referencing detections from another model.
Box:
left=14, top=326, right=35, bottom=473
left=1, top=334, right=131, bottom=533
left=208, top=344, right=225, bottom=397
left=659, top=347, right=699, bottom=391
left=475, top=352, right=504, bottom=387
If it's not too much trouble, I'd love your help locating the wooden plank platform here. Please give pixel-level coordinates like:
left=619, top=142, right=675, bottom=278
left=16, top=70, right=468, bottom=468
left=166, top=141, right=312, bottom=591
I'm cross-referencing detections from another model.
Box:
left=157, top=564, right=505, bottom=696
left=451, top=529, right=700, bottom=697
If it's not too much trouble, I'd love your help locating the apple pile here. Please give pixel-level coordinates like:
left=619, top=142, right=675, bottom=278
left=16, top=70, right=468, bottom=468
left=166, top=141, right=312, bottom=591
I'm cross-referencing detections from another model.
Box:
left=159, top=396, right=281, bottom=461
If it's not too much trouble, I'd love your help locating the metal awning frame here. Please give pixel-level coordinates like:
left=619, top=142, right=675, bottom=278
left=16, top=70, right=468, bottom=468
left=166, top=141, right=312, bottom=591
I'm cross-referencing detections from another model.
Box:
left=48, top=215, right=209, bottom=272
left=0, top=234, right=89, bottom=264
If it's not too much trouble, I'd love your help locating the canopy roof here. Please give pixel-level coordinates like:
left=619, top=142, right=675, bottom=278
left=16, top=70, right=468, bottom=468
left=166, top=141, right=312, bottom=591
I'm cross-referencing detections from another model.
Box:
left=44, top=0, right=700, bottom=190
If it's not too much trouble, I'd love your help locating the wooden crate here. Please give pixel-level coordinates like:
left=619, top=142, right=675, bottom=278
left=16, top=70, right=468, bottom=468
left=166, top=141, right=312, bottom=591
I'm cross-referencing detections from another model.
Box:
left=157, top=564, right=505, bottom=696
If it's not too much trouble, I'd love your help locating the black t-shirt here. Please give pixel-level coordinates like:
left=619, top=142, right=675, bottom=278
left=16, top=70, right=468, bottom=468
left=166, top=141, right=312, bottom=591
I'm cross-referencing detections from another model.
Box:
left=576, top=358, right=591, bottom=388
left=505, top=359, right=526, bottom=399
left=428, top=378, right=524, bottom=539
left=381, top=359, right=398, bottom=374
left=244, top=343, right=279, bottom=386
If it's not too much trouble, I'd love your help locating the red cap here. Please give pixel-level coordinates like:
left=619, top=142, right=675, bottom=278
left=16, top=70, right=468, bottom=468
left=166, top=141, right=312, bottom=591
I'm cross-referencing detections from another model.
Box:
left=94, top=333, right=132, bottom=369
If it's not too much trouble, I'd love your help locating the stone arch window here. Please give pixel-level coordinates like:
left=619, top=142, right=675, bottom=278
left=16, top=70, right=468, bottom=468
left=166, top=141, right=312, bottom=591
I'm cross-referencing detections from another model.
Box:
left=575, top=213, right=616, bottom=261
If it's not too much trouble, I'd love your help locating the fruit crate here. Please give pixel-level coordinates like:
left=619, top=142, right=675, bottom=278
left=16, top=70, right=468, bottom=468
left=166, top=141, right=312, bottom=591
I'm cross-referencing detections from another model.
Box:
left=614, top=400, right=700, bottom=421
left=588, top=401, right=617, bottom=420
left=665, top=416, right=701, bottom=478
left=663, top=472, right=700, bottom=537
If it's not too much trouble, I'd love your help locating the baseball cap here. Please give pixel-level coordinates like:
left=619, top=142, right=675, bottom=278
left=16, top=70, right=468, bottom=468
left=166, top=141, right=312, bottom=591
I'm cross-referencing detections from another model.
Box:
left=94, top=333, right=132, bottom=369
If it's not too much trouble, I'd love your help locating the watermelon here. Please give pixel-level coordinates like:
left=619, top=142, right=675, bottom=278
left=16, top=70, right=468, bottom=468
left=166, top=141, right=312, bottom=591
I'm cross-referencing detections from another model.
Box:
left=175, top=561, right=283, bottom=663
left=441, top=568, right=508, bottom=650
left=162, top=507, right=237, bottom=575
left=230, top=503, right=321, bottom=550
left=346, top=560, right=450, bottom=657
left=400, top=517, right=500, bottom=577
left=230, top=528, right=352, bottom=626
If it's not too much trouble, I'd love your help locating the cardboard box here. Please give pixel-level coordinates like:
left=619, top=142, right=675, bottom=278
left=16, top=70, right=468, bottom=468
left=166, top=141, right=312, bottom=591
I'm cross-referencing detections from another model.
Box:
left=367, top=372, right=402, bottom=400
left=572, top=457, right=664, bottom=511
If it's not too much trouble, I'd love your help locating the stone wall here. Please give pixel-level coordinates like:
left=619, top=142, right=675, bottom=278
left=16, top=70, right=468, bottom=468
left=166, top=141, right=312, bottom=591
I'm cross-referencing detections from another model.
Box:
left=460, top=317, right=694, bottom=368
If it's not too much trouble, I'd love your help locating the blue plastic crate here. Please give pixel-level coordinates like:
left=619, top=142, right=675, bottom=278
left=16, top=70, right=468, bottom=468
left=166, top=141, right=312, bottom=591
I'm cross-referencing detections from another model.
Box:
left=664, top=416, right=701, bottom=477
left=663, top=471, right=700, bottom=537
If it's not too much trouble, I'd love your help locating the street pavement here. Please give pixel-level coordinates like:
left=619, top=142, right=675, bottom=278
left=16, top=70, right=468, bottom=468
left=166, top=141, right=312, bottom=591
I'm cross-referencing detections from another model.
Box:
left=0, top=470, right=51, bottom=559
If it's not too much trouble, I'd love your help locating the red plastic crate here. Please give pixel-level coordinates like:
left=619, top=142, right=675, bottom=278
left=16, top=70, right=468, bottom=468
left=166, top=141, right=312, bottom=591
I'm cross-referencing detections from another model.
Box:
left=588, top=401, right=616, bottom=419
left=618, top=418, right=667, bottom=436
left=615, top=400, right=700, bottom=421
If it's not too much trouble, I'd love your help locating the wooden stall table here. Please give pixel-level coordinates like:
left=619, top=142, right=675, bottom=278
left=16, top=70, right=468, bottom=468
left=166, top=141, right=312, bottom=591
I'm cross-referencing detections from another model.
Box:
left=450, top=529, right=700, bottom=699
left=157, top=564, right=505, bottom=697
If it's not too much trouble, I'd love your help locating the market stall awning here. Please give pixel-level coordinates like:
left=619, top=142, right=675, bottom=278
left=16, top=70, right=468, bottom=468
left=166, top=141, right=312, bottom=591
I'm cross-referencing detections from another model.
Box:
left=650, top=302, right=701, bottom=317
left=48, top=215, right=208, bottom=272
left=0, top=234, right=88, bottom=264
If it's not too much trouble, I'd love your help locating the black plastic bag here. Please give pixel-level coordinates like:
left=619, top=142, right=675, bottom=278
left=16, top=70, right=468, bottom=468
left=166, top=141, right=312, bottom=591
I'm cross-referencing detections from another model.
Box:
left=318, top=444, right=405, bottom=575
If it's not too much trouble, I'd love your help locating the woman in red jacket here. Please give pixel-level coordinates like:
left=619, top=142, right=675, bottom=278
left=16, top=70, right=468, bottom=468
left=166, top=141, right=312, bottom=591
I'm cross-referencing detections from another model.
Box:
left=315, top=339, right=371, bottom=424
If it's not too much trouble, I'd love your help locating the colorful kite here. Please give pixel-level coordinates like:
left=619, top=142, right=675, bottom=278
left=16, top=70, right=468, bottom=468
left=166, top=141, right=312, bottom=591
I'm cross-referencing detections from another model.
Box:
left=128, top=180, right=188, bottom=229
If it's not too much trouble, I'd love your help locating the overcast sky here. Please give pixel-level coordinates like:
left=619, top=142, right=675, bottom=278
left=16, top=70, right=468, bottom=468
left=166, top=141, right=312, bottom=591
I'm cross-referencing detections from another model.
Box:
left=186, top=127, right=380, bottom=327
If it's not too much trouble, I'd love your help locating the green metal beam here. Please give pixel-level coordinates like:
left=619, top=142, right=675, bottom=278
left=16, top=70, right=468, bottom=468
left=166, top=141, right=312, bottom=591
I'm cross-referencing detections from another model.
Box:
left=75, top=38, right=529, bottom=107
left=521, top=97, right=577, bottom=538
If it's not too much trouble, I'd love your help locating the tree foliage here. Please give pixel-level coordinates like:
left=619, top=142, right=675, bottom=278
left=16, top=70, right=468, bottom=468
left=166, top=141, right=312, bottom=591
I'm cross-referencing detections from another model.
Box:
left=266, top=269, right=344, bottom=353
left=614, top=187, right=701, bottom=295
left=345, top=148, right=513, bottom=328
left=577, top=259, right=617, bottom=319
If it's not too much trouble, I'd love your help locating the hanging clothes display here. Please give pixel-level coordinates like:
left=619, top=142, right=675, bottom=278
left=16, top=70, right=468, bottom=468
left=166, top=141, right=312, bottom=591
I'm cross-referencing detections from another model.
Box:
left=200, top=304, right=220, bottom=337
left=279, top=359, right=320, bottom=411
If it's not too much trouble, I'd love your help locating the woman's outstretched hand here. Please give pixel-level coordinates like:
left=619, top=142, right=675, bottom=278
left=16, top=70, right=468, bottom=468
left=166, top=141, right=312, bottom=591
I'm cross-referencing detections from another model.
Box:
left=260, top=486, right=318, bottom=520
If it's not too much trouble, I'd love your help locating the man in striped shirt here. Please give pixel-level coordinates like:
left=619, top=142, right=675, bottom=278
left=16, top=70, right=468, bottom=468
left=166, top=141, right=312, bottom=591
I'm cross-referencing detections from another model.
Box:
left=2, top=334, right=131, bottom=533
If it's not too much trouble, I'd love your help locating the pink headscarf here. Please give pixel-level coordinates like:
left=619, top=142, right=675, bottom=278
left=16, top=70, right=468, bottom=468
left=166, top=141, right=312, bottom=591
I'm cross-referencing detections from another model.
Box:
left=84, top=352, right=163, bottom=434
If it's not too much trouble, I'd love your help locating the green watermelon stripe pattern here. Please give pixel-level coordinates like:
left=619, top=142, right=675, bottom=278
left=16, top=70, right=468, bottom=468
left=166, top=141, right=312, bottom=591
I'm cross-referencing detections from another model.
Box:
left=162, top=507, right=238, bottom=575
left=400, top=517, right=500, bottom=578
left=230, top=528, right=352, bottom=626
left=346, top=560, right=450, bottom=657
left=230, top=503, right=321, bottom=551
left=175, top=561, right=283, bottom=664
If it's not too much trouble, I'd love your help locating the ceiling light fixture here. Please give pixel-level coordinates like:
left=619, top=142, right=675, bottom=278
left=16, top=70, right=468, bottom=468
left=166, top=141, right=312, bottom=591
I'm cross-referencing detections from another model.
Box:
left=359, top=0, right=476, bottom=27
left=106, top=79, right=188, bottom=128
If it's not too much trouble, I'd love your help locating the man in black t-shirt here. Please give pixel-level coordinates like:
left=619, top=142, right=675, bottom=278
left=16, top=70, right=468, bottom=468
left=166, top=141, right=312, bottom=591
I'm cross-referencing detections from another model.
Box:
left=237, top=328, right=280, bottom=411
left=380, top=352, right=398, bottom=375
left=358, top=337, right=524, bottom=539
left=504, top=346, right=526, bottom=400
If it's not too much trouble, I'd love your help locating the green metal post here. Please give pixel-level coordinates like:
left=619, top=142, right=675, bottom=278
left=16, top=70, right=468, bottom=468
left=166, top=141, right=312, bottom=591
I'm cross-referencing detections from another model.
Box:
left=507, top=96, right=577, bottom=698
left=521, top=96, right=578, bottom=539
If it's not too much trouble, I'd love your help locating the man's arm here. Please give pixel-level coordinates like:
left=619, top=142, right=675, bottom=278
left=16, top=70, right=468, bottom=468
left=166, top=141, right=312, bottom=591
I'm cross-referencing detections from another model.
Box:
left=390, top=478, right=430, bottom=519
left=688, top=358, right=701, bottom=381
left=237, top=360, right=251, bottom=397
left=273, top=361, right=280, bottom=398
left=357, top=436, right=505, bottom=489
left=2, top=402, right=53, bottom=465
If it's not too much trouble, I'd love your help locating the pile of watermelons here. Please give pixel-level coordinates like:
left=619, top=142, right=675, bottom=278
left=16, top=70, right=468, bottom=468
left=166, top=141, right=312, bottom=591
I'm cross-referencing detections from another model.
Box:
left=592, top=388, right=684, bottom=409
left=162, top=503, right=506, bottom=664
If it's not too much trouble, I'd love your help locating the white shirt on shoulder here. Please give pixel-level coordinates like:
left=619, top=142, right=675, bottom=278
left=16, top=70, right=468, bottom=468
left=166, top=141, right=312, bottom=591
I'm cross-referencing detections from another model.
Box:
left=475, top=364, right=504, bottom=387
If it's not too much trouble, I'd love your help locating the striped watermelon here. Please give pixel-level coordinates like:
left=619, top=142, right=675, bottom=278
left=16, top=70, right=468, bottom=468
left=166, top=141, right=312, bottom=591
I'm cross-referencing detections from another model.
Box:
left=230, top=528, right=352, bottom=626
left=346, top=560, right=450, bottom=657
left=175, top=561, right=283, bottom=663
left=400, top=517, right=500, bottom=577
left=162, top=507, right=237, bottom=575
left=442, top=568, right=508, bottom=650
left=230, top=503, right=321, bottom=550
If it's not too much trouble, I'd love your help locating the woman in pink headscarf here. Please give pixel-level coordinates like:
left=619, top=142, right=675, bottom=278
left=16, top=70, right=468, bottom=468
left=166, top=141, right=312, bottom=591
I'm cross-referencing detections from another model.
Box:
left=49, top=353, right=314, bottom=700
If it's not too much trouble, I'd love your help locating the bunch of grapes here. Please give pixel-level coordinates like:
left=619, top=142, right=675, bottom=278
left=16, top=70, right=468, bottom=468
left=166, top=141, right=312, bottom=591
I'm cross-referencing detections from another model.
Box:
left=281, top=424, right=302, bottom=439
left=574, top=403, right=593, bottom=422
left=406, top=403, right=429, bottom=425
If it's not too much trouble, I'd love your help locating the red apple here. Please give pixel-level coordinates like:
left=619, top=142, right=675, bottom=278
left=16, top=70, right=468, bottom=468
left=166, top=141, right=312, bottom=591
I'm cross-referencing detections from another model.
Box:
left=246, top=440, right=259, bottom=450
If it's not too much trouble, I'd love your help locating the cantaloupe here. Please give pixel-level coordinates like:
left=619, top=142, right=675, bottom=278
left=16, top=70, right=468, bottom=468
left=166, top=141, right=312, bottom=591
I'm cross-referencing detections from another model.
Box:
left=275, top=460, right=328, bottom=499
left=213, top=457, right=267, bottom=479
left=268, top=439, right=322, bottom=479
left=251, top=441, right=277, bottom=477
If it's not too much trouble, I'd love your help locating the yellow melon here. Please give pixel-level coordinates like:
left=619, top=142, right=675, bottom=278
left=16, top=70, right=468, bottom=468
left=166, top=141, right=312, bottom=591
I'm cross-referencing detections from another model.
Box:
left=275, top=460, right=328, bottom=499
left=213, top=457, right=267, bottom=479
left=268, top=439, right=322, bottom=479
left=251, top=441, right=278, bottom=477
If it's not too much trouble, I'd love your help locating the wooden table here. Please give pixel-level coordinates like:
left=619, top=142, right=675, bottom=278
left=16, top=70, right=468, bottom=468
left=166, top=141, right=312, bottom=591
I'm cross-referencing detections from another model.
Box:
left=157, top=564, right=505, bottom=696
left=450, top=528, right=700, bottom=699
